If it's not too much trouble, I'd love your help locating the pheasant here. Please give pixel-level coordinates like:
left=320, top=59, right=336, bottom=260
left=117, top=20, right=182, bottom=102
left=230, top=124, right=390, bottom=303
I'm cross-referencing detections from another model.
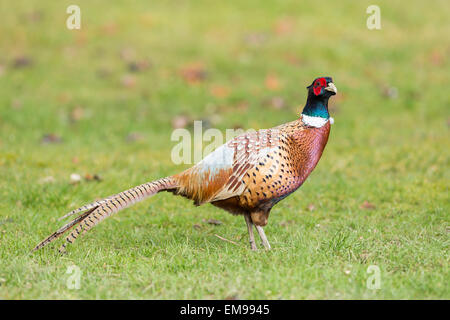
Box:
left=33, top=77, right=337, bottom=253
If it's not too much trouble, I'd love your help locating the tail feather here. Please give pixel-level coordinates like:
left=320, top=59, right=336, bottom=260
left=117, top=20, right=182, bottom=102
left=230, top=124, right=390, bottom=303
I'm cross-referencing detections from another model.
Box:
left=58, top=197, right=113, bottom=221
left=32, top=177, right=177, bottom=253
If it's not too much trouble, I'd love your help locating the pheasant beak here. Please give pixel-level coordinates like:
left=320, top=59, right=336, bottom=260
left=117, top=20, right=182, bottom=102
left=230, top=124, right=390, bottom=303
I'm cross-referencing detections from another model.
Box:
left=325, top=82, right=337, bottom=94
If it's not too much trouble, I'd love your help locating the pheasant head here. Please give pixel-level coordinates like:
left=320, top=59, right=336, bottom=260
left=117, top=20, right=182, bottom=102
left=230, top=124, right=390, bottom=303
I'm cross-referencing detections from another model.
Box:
left=302, top=77, right=337, bottom=124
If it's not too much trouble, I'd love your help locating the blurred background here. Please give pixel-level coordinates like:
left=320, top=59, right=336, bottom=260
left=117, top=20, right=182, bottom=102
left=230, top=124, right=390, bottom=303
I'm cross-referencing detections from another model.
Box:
left=0, top=1, right=448, bottom=299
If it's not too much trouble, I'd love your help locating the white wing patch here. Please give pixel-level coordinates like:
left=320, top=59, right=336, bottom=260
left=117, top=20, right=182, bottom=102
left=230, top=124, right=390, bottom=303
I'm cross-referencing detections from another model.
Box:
left=196, top=143, right=235, bottom=176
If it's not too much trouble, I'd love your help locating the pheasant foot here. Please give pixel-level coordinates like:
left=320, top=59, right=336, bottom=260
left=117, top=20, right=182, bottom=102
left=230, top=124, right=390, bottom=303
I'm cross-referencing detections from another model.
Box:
left=255, top=225, right=271, bottom=250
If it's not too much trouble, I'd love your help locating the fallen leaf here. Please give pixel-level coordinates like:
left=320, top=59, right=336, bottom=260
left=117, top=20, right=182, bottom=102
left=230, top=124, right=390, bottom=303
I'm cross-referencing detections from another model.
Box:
left=96, top=67, right=112, bottom=79
left=84, top=174, right=102, bottom=182
left=244, top=33, right=268, bottom=46
left=284, top=53, right=303, bottom=66
left=171, top=115, right=190, bottom=129
left=280, top=220, right=295, bottom=227
left=126, top=132, right=144, bottom=142
left=179, top=62, right=207, bottom=84
left=70, top=106, right=84, bottom=122
left=11, top=99, right=22, bottom=110
left=429, top=49, right=443, bottom=66
left=382, top=86, right=398, bottom=99
left=235, top=101, right=249, bottom=111
left=27, top=10, right=43, bottom=23
left=12, top=56, right=33, bottom=69
left=360, top=201, right=376, bottom=210
left=307, top=203, right=315, bottom=212
left=120, top=47, right=136, bottom=62
left=203, top=218, right=222, bottom=225
left=120, top=74, right=136, bottom=88
left=128, top=60, right=151, bottom=72
left=210, top=85, right=230, bottom=98
left=41, top=133, right=62, bottom=144
left=101, top=22, right=118, bottom=35
left=274, top=18, right=294, bottom=35
left=265, top=74, right=282, bottom=91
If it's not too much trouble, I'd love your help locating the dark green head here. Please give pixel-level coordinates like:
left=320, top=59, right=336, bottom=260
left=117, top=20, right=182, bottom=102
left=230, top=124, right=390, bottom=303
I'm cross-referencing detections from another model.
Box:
left=302, top=77, right=337, bottom=119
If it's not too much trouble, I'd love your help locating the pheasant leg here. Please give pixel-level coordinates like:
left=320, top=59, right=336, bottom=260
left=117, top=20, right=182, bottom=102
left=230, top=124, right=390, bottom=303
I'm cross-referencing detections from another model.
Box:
left=244, top=214, right=257, bottom=250
left=255, top=225, right=271, bottom=250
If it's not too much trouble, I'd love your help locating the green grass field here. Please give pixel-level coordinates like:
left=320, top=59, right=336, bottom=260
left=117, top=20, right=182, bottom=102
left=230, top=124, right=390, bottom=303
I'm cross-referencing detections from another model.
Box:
left=0, top=0, right=448, bottom=299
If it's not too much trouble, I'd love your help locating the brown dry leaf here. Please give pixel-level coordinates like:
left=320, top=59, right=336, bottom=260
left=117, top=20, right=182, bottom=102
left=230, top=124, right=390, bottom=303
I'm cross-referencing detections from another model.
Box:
left=265, top=74, right=282, bottom=91
left=179, top=62, right=207, bottom=84
left=307, top=203, right=315, bottom=212
left=360, top=201, right=376, bottom=210
left=126, top=132, right=144, bottom=142
left=96, top=68, right=112, bottom=79
left=274, top=18, right=294, bottom=35
left=12, top=56, right=33, bottom=69
left=70, top=106, right=84, bottom=122
left=27, top=10, right=43, bottom=23
left=101, top=22, right=118, bottom=35
left=382, top=86, right=398, bottom=99
left=284, top=53, right=303, bottom=66
left=75, top=31, right=87, bottom=46
left=120, top=47, right=136, bottom=62
left=120, top=74, right=136, bottom=88
left=235, top=101, right=249, bottom=111
left=11, top=99, right=22, bottom=110
left=203, top=218, right=222, bottom=225
left=41, top=133, right=62, bottom=144
left=0, top=63, right=5, bottom=76
left=280, top=220, right=295, bottom=227
left=57, top=92, right=71, bottom=104
left=128, top=60, right=151, bottom=73
left=171, top=115, right=190, bottom=129
left=244, top=33, right=268, bottom=46
left=84, top=174, right=102, bottom=182
left=268, top=96, right=285, bottom=110
left=429, top=49, right=444, bottom=66
left=210, top=85, right=230, bottom=98
left=193, top=224, right=202, bottom=230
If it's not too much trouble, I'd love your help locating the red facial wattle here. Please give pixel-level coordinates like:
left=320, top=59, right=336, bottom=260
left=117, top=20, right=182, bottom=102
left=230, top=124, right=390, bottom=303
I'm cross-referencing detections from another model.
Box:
left=313, top=77, right=327, bottom=96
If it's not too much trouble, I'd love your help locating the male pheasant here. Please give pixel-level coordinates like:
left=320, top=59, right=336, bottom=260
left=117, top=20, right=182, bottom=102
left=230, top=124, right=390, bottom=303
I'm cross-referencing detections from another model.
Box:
left=33, top=77, right=337, bottom=252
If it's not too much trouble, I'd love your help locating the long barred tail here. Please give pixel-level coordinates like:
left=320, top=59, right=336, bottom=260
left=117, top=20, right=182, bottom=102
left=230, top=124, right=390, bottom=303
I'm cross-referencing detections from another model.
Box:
left=32, top=177, right=177, bottom=253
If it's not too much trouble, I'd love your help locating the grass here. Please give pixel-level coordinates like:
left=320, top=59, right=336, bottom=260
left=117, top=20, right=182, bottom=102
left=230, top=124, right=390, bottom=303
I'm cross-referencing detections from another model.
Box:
left=0, top=0, right=449, bottom=299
